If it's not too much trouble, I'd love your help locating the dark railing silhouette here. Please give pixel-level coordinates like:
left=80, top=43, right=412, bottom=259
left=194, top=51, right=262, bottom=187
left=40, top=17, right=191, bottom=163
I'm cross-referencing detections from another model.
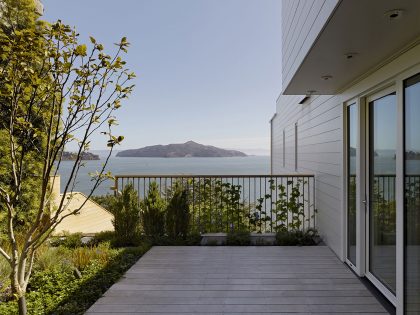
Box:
left=114, top=174, right=316, bottom=233
left=350, top=174, right=420, bottom=244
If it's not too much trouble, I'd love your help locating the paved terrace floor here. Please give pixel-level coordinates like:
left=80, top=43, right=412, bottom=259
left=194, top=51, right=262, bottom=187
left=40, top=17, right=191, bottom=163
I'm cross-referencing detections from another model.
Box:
left=86, top=246, right=389, bottom=315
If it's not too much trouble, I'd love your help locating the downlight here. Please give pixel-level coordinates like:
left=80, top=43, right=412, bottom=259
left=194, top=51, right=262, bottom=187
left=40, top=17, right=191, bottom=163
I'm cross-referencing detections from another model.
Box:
left=345, top=53, right=358, bottom=60
left=384, top=9, right=403, bottom=20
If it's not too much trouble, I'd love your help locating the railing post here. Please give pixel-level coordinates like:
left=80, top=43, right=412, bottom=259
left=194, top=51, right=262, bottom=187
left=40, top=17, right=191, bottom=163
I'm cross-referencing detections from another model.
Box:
left=114, top=176, right=119, bottom=197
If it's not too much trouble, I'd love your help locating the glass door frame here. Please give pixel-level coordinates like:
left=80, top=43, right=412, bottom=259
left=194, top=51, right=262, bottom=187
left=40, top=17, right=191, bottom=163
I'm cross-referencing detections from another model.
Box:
left=364, top=85, right=398, bottom=306
left=344, top=98, right=365, bottom=276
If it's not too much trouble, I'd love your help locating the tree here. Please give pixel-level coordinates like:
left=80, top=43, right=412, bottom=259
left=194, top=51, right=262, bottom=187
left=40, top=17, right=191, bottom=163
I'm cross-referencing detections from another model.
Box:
left=111, top=183, right=141, bottom=246
left=141, top=182, right=166, bottom=240
left=0, top=0, right=44, bottom=240
left=166, top=185, right=190, bottom=240
left=0, top=2, right=135, bottom=313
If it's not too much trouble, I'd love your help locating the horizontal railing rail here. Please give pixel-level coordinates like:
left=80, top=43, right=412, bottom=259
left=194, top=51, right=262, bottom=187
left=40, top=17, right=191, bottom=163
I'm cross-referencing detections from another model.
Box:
left=114, top=174, right=316, bottom=234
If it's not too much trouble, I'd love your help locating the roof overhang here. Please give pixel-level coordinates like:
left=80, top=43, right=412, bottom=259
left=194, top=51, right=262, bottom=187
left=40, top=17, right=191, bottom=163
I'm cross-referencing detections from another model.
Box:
left=283, top=0, right=420, bottom=95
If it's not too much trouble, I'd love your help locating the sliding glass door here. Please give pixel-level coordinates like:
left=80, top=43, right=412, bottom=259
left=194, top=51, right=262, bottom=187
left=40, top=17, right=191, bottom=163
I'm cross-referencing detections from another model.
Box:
left=345, top=71, right=420, bottom=313
left=404, top=73, right=420, bottom=314
left=367, top=91, right=397, bottom=297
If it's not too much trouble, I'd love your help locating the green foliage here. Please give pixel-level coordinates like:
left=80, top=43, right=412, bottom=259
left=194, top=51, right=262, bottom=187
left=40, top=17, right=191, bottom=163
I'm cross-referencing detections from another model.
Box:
left=0, top=0, right=47, bottom=237
left=33, top=246, right=71, bottom=272
left=71, top=243, right=112, bottom=271
left=0, top=243, right=151, bottom=314
left=276, top=228, right=319, bottom=246
left=226, top=230, right=251, bottom=246
left=166, top=185, right=190, bottom=240
left=91, top=194, right=116, bottom=212
left=0, top=0, right=39, bottom=35
left=191, top=179, right=249, bottom=233
left=0, top=1, right=135, bottom=312
left=146, top=232, right=202, bottom=246
left=87, top=230, right=116, bottom=247
left=184, top=231, right=202, bottom=245
left=249, top=196, right=272, bottom=233
left=111, top=184, right=141, bottom=247
left=50, top=232, right=83, bottom=249
left=141, top=182, right=166, bottom=240
left=249, top=179, right=309, bottom=233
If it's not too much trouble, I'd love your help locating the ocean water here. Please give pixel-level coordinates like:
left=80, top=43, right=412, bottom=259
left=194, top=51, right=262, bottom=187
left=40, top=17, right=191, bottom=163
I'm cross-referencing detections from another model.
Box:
left=58, top=155, right=270, bottom=196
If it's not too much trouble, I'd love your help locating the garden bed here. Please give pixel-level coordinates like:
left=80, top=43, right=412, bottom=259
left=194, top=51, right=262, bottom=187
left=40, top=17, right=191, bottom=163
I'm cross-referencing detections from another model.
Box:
left=0, top=240, right=151, bottom=315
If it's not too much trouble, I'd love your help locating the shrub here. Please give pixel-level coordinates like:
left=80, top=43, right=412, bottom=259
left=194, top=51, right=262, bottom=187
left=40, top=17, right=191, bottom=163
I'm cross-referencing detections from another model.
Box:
left=276, top=228, right=320, bottom=246
left=71, top=244, right=113, bottom=270
left=111, top=184, right=141, bottom=246
left=50, top=232, right=83, bottom=249
left=141, top=182, right=166, bottom=241
left=226, top=230, right=251, bottom=246
left=34, top=246, right=72, bottom=272
left=185, top=231, right=202, bottom=245
left=87, top=230, right=116, bottom=247
left=0, top=244, right=151, bottom=314
left=166, top=186, right=190, bottom=240
left=147, top=232, right=202, bottom=246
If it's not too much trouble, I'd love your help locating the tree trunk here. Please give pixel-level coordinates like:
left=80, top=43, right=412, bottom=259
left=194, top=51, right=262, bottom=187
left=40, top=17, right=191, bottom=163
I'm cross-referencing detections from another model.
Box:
left=18, top=294, right=27, bottom=315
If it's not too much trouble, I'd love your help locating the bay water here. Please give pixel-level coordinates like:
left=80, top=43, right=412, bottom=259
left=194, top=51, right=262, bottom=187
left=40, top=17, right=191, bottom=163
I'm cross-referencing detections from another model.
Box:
left=58, top=155, right=270, bottom=196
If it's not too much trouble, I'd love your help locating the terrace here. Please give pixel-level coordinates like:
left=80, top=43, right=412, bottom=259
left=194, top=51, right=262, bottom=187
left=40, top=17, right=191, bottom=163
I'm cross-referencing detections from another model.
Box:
left=85, top=174, right=392, bottom=314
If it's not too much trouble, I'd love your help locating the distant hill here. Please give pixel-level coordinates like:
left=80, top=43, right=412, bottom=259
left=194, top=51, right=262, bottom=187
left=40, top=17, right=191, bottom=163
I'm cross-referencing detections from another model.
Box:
left=116, top=141, right=247, bottom=158
left=61, top=152, right=100, bottom=161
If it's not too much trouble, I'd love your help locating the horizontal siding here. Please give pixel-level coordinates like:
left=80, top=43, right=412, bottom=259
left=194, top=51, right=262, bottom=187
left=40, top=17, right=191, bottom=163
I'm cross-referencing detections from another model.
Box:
left=272, top=94, right=343, bottom=258
left=281, top=0, right=338, bottom=92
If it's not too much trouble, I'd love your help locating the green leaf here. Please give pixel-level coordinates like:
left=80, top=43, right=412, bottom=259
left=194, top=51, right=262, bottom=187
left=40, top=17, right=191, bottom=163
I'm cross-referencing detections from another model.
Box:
left=75, top=44, right=87, bottom=56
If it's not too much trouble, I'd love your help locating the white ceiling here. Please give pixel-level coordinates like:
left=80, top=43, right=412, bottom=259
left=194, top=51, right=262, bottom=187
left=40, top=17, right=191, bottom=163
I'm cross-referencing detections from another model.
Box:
left=283, top=0, right=420, bottom=95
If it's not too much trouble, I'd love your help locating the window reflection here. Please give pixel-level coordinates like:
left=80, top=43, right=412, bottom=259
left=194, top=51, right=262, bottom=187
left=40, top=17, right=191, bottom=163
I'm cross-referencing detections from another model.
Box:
left=404, top=73, right=420, bottom=314
left=369, top=92, right=396, bottom=294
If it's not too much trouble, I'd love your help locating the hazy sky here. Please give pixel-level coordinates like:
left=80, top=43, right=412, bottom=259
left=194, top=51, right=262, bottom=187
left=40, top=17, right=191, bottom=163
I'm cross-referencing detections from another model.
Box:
left=42, top=0, right=282, bottom=155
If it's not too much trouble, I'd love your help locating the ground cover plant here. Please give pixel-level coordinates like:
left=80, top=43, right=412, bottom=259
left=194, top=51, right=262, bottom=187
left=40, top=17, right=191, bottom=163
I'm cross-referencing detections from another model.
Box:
left=0, top=236, right=150, bottom=314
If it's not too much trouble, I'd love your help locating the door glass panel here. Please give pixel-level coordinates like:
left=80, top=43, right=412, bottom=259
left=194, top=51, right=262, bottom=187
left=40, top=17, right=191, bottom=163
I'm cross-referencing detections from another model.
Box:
left=347, top=104, right=357, bottom=265
left=369, top=92, right=396, bottom=294
left=404, top=73, right=420, bottom=314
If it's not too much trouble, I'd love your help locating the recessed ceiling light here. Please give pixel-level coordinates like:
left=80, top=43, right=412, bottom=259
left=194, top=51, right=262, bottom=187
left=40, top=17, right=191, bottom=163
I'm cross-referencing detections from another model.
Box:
left=345, top=52, right=358, bottom=60
left=321, top=75, right=332, bottom=81
left=385, top=9, right=403, bottom=20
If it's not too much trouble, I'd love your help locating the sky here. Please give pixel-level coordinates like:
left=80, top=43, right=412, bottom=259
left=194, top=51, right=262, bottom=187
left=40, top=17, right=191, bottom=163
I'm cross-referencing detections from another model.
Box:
left=42, top=0, right=282, bottom=155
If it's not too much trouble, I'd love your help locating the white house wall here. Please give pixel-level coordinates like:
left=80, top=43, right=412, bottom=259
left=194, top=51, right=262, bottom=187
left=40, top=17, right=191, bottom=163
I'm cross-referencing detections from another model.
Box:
left=281, top=0, right=338, bottom=93
left=272, top=42, right=420, bottom=261
left=272, top=93, right=344, bottom=257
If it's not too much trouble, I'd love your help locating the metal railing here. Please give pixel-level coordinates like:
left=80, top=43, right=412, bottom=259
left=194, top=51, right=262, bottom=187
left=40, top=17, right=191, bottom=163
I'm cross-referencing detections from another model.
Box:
left=114, top=174, right=316, bottom=234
